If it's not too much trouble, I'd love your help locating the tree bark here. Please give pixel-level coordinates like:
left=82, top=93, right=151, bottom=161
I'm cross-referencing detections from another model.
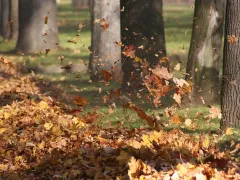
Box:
left=89, top=0, right=121, bottom=81
left=72, top=0, right=90, bottom=10
left=121, top=0, right=167, bottom=92
left=16, top=0, right=59, bottom=54
left=10, top=0, right=19, bottom=40
left=221, top=0, right=240, bottom=129
left=1, top=0, right=11, bottom=40
left=185, top=0, right=226, bottom=104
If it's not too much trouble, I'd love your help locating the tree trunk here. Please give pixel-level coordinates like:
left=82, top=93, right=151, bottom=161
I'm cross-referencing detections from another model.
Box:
left=121, top=0, right=167, bottom=92
left=221, top=0, right=240, bottom=129
left=10, top=0, right=19, bottom=40
left=1, top=0, right=11, bottom=40
left=72, top=0, right=90, bottom=10
left=89, top=0, right=121, bottom=81
left=16, top=0, right=59, bottom=54
left=185, top=0, right=226, bottom=104
left=0, top=0, right=2, bottom=36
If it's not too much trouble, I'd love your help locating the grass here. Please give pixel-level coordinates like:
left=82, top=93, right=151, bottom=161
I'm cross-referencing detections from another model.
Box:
left=0, top=1, right=226, bottom=133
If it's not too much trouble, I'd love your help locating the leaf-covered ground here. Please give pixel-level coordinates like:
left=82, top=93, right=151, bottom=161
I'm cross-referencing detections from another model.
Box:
left=0, top=72, right=240, bottom=179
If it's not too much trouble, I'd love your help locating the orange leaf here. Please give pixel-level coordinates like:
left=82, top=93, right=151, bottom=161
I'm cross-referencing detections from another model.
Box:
left=101, top=70, right=113, bottom=82
left=100, top=18, right=109, bottom=30
left=73, top=96, right=88, bottom=107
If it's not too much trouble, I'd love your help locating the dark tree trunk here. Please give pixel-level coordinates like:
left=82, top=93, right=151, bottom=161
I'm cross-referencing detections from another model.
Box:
left=221, top=0, right=240, bottom=129
left=1, top=0, right=11, bottom=40
left=89, top=0, right=121, bottom=81
left=0, top=0, right=2, bottom=36
left=10, top=0, right=19, bottom=40
left=72, top=0, right=90, bottom=10
left=121, top=0, right=167, bottom=92
left=16, top=0, right=59, bottom=54
left=185, top=0, right=226, bottom=104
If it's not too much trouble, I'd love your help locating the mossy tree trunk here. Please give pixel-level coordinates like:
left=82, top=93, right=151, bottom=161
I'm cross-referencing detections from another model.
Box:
left=221, top=0, right=240, bottom=129
left=121, top=0, right=167, bottom=92
left=185, top=0, right=226, bottom=104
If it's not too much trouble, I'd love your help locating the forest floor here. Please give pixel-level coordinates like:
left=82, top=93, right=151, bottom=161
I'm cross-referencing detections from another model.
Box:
left=0, top=1, right=240, bottom=179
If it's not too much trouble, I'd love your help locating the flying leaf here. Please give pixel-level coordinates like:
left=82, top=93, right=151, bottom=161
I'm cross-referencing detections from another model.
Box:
left=228, top=35, right=238, bottom=45
left=100, top=18, right=109, bottom=30
left=44, top=16, right=48, bottom=24
left=122, top=45, right=135, bottom=58
left=101, top=70, right=113, bottom=82
left=73, top=96, right=89, bottom=107
left=173, top=93, right=181, bottom=105
left=152, top=67, right=173, bottom=80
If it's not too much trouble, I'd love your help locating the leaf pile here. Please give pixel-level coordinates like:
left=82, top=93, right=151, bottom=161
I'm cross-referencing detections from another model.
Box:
left=0, top=74, right=239, bottom=179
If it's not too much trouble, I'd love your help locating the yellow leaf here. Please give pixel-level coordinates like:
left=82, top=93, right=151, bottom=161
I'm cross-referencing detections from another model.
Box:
left=226, top=128, right=233, bottom=135
left=0, top=128, right=6, bottom=135
left=134, top=56, right=142, bottom=63
left=44, top=122, right=53, bottom=130
left=52, top=125, right=62, bottom=136
left=203, top=135, right=210, bottom=148
left=39, top=101, right=49, bottom=109
left=4, top=112, right=11, bottom=119
left=177, top=164, right=188, bottom=176
left=38, top=141, right=45, bottom=149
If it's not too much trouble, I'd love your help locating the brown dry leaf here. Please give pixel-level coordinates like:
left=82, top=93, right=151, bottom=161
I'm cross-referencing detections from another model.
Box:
left=152, top=67, right=173, bottom=80
left=170, top=115, right=183, bottom=124
left=173, top=93, right=181, bottom=105
left=228, top=35, right=238, bottom=45
left=44, top=16, right=48, bottom=24
left=101, top=70, right=113, bottom=82
left=176, top=81, right=192, bottom=95
left=0, top=57, right=11, bottom=64
left=208, top=106, right=221, bottom=119
left=84, top=111, right=99, bottom=123
left=122, top=45, right=135, bottom=58
left=45, top=49, right=50, bottom=55
left=100, top=18, right=109, bottom=30
left=73, top=96, right=89, bottom=107
left=129, top=104, right=159, bottom=130
left=128, top=157, right=142, bottom=179
left=174, top=63, right=181, bottom=71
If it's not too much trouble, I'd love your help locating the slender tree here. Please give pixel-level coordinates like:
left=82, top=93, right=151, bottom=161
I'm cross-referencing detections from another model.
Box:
left=89, top=0, right=121, bottom=81
left=221, top=0, right=240, bottom=129
left=121, top=0, right=167, bottom=92
left=10, top=0, right=19, bottom=40
left=185, top=0, right=226, bottom=104
left=16, top=0, right=59, bottom=54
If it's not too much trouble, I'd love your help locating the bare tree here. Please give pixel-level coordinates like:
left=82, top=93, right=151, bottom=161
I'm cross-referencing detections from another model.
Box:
left=221, top=0, right=240, bottom=129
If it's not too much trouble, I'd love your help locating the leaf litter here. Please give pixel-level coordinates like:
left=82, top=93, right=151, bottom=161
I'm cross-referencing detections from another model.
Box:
left=0, top=68, right=239, bottom=179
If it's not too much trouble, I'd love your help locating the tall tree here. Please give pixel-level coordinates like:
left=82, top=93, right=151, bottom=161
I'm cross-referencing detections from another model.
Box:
left=121, top=0, right=167, bottom=92
left=10, top=0, right=19, bottom=40
left=89, top=0, right=121, bottom=81
left=221, top=0, right=240, bottom=129
left=16, top=0, right=59, bottom=54
left=72, top=0, right=90, bottom=10
left=1, top=0, right=11, bottom=40
left=185, top=0, right=226, bottom=104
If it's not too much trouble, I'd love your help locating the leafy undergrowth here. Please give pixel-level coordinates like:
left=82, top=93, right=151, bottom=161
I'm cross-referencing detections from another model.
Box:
left=0, top=74, right=239, bottom=179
